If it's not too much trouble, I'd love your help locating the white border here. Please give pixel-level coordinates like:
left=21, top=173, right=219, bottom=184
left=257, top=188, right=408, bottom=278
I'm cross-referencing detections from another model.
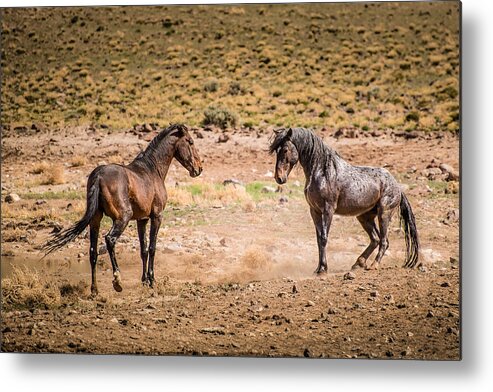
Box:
left=2, top=0, right=492, bottom=391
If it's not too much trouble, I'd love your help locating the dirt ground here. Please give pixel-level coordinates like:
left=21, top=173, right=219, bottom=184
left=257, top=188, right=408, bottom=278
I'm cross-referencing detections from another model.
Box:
left=1, top=126, right=460, bottom=359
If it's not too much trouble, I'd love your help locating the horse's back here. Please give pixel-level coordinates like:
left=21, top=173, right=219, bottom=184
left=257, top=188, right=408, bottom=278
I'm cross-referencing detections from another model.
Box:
left=334, top=165, right=400, bottom=215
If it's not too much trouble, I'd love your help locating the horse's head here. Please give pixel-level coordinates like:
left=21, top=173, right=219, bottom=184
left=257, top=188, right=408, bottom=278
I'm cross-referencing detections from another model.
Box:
left=269, top=128, right=298, bottom=185
left=171, top=125, right=203, bottom=178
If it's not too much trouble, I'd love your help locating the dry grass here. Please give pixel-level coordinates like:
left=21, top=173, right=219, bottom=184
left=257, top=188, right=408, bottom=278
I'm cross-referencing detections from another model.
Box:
left=59, top=280, right=88, bottom=299
left=70, top=155, right=87, bottom=167
left=42, top=164, right=66, bottom=185
left=31, top=160, right=50, bottom=174
left=167, top=182, right=253, bottom=208
left=2, top=266, right=61, bottom=309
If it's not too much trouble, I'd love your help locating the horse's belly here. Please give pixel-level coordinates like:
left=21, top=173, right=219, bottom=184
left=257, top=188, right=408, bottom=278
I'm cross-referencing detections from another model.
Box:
left=335, top=187, right=380, bottom=216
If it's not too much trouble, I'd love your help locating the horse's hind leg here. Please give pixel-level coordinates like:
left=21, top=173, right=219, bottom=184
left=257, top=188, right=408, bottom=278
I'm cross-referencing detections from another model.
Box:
left=137, top=219, right=149, bottom=285
left=352, top=211, right=379, bottom=270
left=89, top=210, right=103, bottom=296
left=105, top=215, right=131, bottom=292
left=367, top=208, right=395, bottom=270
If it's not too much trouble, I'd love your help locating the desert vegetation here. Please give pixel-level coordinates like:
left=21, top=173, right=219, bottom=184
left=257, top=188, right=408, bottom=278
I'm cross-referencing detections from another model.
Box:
left=1, top=3, right=459, bottom=131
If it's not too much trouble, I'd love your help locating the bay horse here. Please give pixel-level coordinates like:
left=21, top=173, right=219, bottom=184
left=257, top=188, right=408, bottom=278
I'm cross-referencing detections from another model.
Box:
left=42, top=124, right=202, bottom=295
left=269, top=127, right=419, bottom=274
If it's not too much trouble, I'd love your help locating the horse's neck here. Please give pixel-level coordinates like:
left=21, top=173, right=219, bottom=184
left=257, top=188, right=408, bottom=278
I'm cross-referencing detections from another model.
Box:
left=297, top=145, right=344, bottom=183
left=137, top=144, right=175, bottom=180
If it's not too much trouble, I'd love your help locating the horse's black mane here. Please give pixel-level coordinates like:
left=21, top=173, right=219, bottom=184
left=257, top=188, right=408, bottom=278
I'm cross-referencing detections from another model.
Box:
left=132, top=123, right=187, bottom=171
left=269, top=127, right=341, bottom=176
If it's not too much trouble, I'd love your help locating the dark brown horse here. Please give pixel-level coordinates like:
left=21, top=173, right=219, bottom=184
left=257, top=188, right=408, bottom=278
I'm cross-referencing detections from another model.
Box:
left=42, top=124, right=202, bottom=295
left=270, top=127, right=419, bottom=274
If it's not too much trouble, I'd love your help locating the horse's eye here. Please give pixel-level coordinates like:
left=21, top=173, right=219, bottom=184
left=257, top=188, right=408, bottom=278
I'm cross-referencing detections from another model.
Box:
left=189, top=139, right=194, bottom=145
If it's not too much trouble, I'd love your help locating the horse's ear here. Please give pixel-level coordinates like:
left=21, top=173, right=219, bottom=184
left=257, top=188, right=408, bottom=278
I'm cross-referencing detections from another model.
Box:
left=273, top=128, right=282, bottom=135
left=286, top=128, right=293, bottom=139
left=170, top=127, right=185, bottom=138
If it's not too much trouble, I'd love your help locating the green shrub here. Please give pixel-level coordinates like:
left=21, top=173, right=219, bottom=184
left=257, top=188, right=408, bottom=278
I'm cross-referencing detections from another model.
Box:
left=202, top=106, right=239, bottom=129
left=204, top=79, right=219, bottom=92
left=405, top=111, right=420, bottom=122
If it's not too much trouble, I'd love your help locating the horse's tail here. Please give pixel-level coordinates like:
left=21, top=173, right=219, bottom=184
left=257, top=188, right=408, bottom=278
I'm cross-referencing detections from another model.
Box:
left=41, top=173, right=101, bottom=256
left=400, top=192, right=420, bottom=268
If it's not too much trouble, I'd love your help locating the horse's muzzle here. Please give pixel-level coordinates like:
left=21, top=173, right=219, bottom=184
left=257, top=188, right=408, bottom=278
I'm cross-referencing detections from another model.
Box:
left=190, top=167, right=202, bottom=177
left=275, top=176, right=287, bottom=185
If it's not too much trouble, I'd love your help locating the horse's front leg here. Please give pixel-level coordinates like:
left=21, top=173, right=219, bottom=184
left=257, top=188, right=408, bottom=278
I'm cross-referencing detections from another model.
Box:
left=310, top=207, right=333, bottom=275
left=137, top=219, right=149, bottom=285
left=147, top=214, right=162, bottom=288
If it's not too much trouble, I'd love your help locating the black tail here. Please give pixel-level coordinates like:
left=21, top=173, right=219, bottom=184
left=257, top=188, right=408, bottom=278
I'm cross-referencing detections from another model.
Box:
left=41, top=174, right=100, bottom=256
left=400, top=193, right=420, bottom=268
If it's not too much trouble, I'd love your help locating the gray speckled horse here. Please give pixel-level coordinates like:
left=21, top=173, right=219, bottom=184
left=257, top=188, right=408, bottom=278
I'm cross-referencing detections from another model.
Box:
left=270, top=127, right=419, bottom=274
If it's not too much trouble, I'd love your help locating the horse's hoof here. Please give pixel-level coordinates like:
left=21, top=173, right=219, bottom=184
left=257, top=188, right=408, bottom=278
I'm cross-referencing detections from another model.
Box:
left=351, top=259, right=366, bottom=270
left=365, top=263, right=378, bottom=271
left=113, top=279, right=123, bottom=292
left=113, top=272, right=123, bottom=292
left=314, top=266, right=328, bottom=275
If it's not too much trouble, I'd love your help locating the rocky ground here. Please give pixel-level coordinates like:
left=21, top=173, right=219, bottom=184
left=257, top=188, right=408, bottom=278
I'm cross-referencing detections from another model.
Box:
left=1, top=125, right=460, bottom=359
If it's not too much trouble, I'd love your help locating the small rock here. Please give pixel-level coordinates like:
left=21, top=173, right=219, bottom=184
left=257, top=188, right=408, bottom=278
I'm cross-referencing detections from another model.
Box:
left=303, top=348, right=312, bottom=357
left=279, top=196, right=289, bottom=204
left=199, top=327, right=225, bottom=335
left=443, top=209, right=459, bottom=225
left=384, top=294, right=395, bottom=303
left=370, top=290, right=379, bottom=297
left=407, top=331, right=414, bottom=337
left=5, top=193, right=21, bottom=203
left=292, top=284, right=298, bottom=294
left=217, top=134, right=229, bottom=143
left=261, top=185, right=277, bottom=193
left=110, top=317, right=119, bottom=323
left=343, top=271, right=356, bottom=280
left=439, top=163, right=459, bottom=181
left=306, top=300, right=315, bottom=307
left=440, top=282, right=451, bottom=288
left=327, top=307, right=339, bottom=315
left=426, top=310, right=435, bottom=318
left=446, top=327, right=458, bottom=335
left=421, top=167, right=442, bottom=180
left=219, top=238, right=227, bottom=246
left=77, top=253, right=84, bottom=259
left=223, top=178, right=244, bottom=187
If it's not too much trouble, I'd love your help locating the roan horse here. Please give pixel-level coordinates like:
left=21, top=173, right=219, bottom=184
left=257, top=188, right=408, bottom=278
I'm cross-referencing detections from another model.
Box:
left=270, top=127, right=419, bottom=273
left=42, top=124, right=202, bottom=295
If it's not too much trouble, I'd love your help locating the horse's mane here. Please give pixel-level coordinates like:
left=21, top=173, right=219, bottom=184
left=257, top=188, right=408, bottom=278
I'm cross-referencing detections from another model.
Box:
left=269, top=127, right=341, bottom=176
left=132, top=123, right=187, bottom=168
